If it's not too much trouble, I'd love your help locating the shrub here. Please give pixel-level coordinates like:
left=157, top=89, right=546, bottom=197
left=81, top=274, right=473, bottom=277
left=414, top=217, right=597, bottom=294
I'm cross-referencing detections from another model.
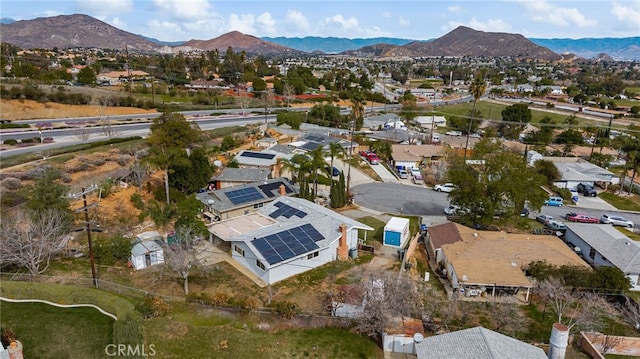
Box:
left=130, top=193, right=145, bottom=210
left=60, top=172, right=72, bottom=183
left=117, top=155, right=131, bottom=166
left=3, top=139, right=18, bottom=145
left=270, top=300, right=301, bottom=319
left=0, top=177, right=21, bottom=190
left=92, top=234, right=133, bottom=266
left=20, top=138, right=33, bottom=144
left=229, top=296, right=259, bottom=314
left=135, top=295, right=172, bottom=319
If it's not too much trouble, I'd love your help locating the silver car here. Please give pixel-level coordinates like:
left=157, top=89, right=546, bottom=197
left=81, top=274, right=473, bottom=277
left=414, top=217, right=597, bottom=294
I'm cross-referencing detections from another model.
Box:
left=600, top=213, right=634, bottom=228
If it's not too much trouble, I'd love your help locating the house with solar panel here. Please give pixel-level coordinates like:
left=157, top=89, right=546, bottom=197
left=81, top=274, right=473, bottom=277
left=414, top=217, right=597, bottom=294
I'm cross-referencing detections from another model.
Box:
left=233, top=149, right=293, bottom=178
left=196, top=178, right=298, bottom=222
left=207, top=196, right=374, bottom=285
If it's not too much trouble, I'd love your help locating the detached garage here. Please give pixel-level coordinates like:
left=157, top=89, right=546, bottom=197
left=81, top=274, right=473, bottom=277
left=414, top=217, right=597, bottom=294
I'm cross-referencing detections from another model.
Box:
left=383, top=217, right=410, bottom=248
left=130, top=231, right=165, bottom=270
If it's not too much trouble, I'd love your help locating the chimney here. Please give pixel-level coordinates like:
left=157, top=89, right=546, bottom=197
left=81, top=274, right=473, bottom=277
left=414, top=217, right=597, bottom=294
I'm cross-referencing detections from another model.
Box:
left=279, top=184, right=286, bottom=196
left=547, top=323, right=569, bottom=359
left=338, top=223, right=349, bottom=260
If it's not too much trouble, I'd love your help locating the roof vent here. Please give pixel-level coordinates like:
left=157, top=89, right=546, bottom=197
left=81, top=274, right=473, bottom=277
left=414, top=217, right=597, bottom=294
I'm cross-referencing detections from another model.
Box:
left=462, top=275, right=468, bottom=282
left=511, top=262, right=517, bottom=267
left=207, top=199, right=215, bottom=205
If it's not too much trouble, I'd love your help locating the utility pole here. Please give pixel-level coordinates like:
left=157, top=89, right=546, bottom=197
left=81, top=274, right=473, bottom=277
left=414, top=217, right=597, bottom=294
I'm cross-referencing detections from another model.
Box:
left=125, top=44, right=133, bottom=101
left=72, top=185, right=99, bottom=288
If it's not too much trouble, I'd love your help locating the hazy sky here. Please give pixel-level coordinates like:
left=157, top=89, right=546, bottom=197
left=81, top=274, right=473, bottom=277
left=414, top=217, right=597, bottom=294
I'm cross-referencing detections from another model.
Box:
left=2, top=0, right=639, bottom=42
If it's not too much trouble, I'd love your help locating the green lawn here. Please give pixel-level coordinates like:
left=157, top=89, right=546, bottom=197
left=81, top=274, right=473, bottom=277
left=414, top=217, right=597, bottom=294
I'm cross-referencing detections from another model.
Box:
left=145, top=302, right=381, bottom=359
left=599, top=192, right=640, bottom=212
left=0, top=301, right=114, bottom=359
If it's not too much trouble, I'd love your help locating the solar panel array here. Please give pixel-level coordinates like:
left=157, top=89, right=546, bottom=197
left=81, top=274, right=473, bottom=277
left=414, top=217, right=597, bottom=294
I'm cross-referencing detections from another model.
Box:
left=226, top=187, right=264, bottom=205
left=305, top=134, right=325, bottom=142
left=269, top=202, right=307, bottom=219
left=301, top=141, right=322, bottom=151
left=240, top=151, right=276, bottom=160
left=259, top=181, right=293, bottom=198
left=252, top=223, right=325, bottom=265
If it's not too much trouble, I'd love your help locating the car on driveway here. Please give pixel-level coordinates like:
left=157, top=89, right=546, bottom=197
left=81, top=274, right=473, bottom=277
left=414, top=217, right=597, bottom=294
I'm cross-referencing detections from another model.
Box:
left=600, top=213, right=634, bottom=227
left=410, top=167, right=421, bottom=177
left=325, top=166, right=341, bottom=177
left=366, top=153, right=380, bottom=165
left=564, top=211, right=587, bottom=220
left=545, top=220, right=567, bottom=236
left=567, top=214, right=599, bottom=223
left=398, top=169, right=409, bottom=179
left=412, top=172, right=424, bottom=184
left=544, top=196, right=564, bottom=206
left=536, top=214, right=554, bottom=224
left=434, top=183, right=456, bottom=193
left=577, top=183, right=598, bottom=197
left=359, top=150, right=371, bottom=157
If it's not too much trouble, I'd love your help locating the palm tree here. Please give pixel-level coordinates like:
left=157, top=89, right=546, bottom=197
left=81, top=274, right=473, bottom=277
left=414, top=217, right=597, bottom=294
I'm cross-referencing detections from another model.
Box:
left=465, top=77, right=486, bottom=158
left=327, top=142, right=345, bottom=206
left=621, top=139, right=640, bottom=194
left=281, top=154, right=313, bottom=199
left=308, top=147, right=326, bottom=198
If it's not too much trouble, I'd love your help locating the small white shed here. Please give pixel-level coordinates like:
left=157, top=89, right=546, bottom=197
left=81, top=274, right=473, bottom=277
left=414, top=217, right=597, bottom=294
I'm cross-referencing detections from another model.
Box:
left=130, top=231, right=165, bottom=270
left=383, top=217, right=410, bottom=247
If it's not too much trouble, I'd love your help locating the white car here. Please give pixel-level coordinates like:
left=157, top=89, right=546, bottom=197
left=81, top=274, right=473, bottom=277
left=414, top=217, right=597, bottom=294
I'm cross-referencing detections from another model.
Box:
left=446, top=131, right=462, bottom=136
left=410, top=167, right=421, bottom=177
left=398, top=169, right=409, bottom=179
left=444, top=205, right=469, bottom=216
left=434, top=183, right=456, bottom=193
left=600, top=214, right=634, bottom=228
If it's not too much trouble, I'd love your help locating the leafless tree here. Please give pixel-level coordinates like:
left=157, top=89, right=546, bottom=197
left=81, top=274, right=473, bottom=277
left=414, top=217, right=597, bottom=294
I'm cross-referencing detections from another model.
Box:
left=596, top=333, right=625, bottom=355
left=161, top=225, right=203, bottom=295
left=129, top=161, right=150, bottom=190
left=74, top=125, right=91, bottom=143
left=235, top=92, right=252, bottom=115
left=100, top=117, right=119, bottom=140
left=620, top=296, right=640, bottom=330
left=355, top=269, right=422, bottom=337
left=537, top=278, right=616, bottom=332
left=0, top=208, right=72, bottom=275
left=283, top=84, right=295, bottom=107
left=487, top=296, right=530, bottom=336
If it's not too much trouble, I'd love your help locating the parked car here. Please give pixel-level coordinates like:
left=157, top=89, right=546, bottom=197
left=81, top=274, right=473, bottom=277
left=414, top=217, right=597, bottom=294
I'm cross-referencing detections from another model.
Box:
left=446, top=131, right=462, bottom=136
left=564, top=211, right=587, bottom=220
left=600, top=213, right=634, bottom=227
left=410, top=167, right=421, bottom=177
left=366, top=153, right=380, bottom=165
left=536, top=214, right=554, bottom=224
left=413, top=173, right=424, bottom=184
left=398, top=169, right=409, bottom=179
left=567, top=214, right=599, bottom=223
left=544, top=196, right=564, bottom=206
left=434, top=183, right=456, bottom=193
left=325, top=166, right=340, bottom=177
left=359, top=149, right=371, bottom=157
left=545, top=220, right=567, bottom=236
left=576, top=183, right=598, bottom=197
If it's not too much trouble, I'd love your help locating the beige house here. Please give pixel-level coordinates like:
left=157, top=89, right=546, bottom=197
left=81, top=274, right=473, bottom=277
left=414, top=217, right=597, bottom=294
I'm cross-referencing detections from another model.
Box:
left=426, top=222, right=589, bottom=302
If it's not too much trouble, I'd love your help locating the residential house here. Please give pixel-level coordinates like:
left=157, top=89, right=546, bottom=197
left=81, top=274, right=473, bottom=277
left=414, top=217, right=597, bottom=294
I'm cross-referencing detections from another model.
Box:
left=415, top=326, right=547, bottom=359
left=196, top=178, right=298, bottom=222
left=426, top=222, right=589, bottom=301
left=414, top=115, right=447, bottom=130
left=232, top=149, right=293, bottom=178
left=130, top=231, right=165, bottom=270
left=208, top=168, right=271, bottom=190
left=545, top=157, right=618, bottom=189
left=390, top=144, right=446, bottom=170
left=564, top=223, right=640, bottom=291
left=97, top=70, right=150, bottom=86
left=206, top=197, right=373, bottom=285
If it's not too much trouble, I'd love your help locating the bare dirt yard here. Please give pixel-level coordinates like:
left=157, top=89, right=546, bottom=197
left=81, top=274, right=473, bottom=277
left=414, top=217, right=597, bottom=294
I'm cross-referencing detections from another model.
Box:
left=1, top=99, right=157, bottom=121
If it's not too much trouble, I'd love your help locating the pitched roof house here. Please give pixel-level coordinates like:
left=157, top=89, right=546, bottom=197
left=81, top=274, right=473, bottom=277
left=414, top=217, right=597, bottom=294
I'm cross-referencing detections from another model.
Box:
left=209, top=168, right=271, bottom=190
left=564, top=223, right=640, bottom=291
left=196, top=178, right=298, bottom=222
left=415, top=326, right=547, bottom=359
left=207, top=196, right=373, bottom=285
left=426, top=222, right=589, bottom=301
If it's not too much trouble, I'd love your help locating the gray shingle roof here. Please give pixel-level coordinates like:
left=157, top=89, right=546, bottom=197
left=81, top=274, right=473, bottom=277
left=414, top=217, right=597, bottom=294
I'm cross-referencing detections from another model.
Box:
left=214, top=168, right=271, bottom=182
left=415, top=326, right=547, bottom=359
left=566, top=223, right=640, bottom=272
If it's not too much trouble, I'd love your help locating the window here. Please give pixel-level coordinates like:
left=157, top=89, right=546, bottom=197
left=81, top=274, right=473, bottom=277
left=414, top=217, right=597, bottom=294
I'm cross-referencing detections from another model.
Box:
left=256, top=259, right=265, bottom=271
left=307, top=251, right=319, bottom=260
left=589, top=247, right=596, bottom=260
left=253, top=203, right=264, bottom=209
left=234, top=245, right=245, bottom=257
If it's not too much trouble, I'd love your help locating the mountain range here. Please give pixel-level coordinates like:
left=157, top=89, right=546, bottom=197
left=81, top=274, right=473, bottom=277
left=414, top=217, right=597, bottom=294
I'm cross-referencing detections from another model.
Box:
left=0, top=14, right=638, bottom=60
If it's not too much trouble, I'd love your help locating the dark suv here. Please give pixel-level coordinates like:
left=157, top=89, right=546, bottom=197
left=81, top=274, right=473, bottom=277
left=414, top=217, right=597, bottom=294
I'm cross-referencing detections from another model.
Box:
left=576, top=183, right=597, bottom=197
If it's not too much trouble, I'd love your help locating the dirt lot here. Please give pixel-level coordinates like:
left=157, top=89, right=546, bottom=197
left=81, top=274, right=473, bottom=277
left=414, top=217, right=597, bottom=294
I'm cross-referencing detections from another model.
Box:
left=1, top=99, right=157, bottom=121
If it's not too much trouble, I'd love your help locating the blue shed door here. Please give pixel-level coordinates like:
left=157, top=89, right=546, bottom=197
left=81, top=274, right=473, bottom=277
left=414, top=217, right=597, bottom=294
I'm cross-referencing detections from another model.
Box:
left=384, top=230, right=401, bottom=246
